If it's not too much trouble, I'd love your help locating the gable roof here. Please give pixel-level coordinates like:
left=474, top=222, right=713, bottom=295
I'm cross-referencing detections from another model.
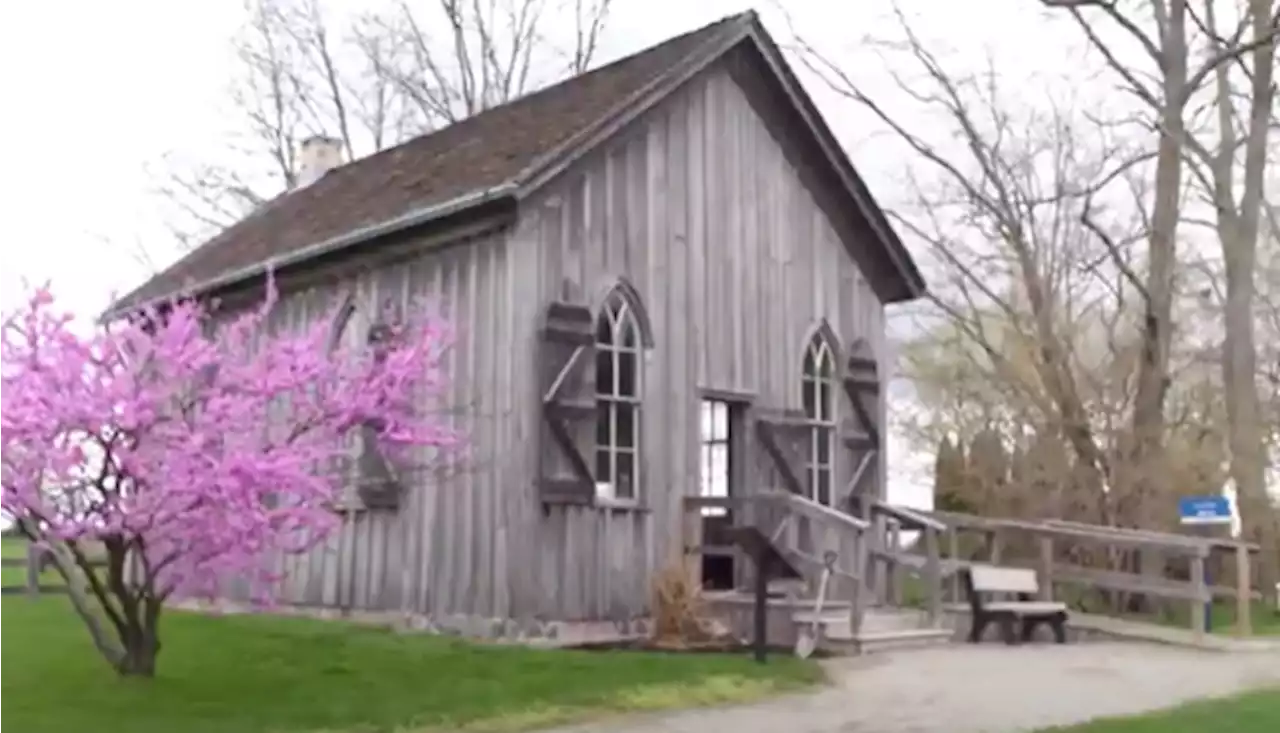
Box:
left=108, top=10, right=924, bottom=318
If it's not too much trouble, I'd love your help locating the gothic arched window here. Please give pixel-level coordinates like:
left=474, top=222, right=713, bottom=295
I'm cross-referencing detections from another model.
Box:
left=801, top=330, right=837, bottom=506
left=594, top=287, right=644, bottom=501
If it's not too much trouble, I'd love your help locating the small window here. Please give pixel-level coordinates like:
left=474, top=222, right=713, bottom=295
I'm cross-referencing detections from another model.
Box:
left=594, top=289, right=643, bottom=501
left=699, top=399, right=731, bottom=517
left=802, top=331, right=837, bottom=506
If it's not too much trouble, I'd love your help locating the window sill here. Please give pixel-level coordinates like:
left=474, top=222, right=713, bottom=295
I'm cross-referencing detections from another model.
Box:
left=594, top=497, right=651, bottom=513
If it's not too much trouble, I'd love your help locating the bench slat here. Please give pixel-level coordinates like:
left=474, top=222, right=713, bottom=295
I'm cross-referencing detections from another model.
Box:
left=969, top=564, right=1039, bottom=595
left=983, top=601, right=1067, bottom=615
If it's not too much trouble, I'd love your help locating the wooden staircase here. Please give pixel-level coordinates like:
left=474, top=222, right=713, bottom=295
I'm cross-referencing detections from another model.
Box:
left=793, top=605, right=953, bottom=655
left=703, top=568, right=953, bottom=656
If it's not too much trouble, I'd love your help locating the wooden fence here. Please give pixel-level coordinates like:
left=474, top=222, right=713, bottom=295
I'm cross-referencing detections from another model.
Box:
left=0, top=542, right=107, bottom=597
left=924, top=511, right=1263, bottom=638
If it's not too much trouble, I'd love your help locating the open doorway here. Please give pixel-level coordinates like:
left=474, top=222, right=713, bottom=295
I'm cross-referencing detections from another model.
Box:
left=699, top=397, right=741, bottom=590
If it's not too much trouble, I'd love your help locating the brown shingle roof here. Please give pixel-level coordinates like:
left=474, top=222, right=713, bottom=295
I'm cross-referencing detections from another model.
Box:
left=112, top=13, right=746, bottom=313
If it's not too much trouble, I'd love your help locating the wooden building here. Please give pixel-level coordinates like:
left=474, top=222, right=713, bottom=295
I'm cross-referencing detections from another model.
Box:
left=109, top=10, right=925, bottom=641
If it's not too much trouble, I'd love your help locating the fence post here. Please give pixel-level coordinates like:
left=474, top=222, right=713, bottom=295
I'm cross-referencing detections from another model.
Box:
left=1235, top=543, right=1252, bottom=637
left=1190, top=553, right=1207, bottom=639
left=1037, top=536, right=1055, bottom=601
left=947, top=529, right=961, bottom=603
left=25, top=542, right=40, bottom=597
left=923, top=527, right=941, bottom=625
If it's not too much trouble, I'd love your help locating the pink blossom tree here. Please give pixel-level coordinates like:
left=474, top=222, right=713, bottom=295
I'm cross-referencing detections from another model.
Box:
left=1, top=279, right=458, bottom=677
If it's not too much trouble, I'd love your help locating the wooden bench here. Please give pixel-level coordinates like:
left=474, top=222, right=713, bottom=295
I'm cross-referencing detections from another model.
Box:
left=961, top=565, right=1068, bottom=645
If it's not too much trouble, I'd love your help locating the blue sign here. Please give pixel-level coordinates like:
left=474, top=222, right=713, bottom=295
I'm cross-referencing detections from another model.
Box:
left=1178, top=496, right=1232, bottom=525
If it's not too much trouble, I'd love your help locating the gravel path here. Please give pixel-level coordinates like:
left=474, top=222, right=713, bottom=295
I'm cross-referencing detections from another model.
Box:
left=553, top=643, right=1280, bottom=733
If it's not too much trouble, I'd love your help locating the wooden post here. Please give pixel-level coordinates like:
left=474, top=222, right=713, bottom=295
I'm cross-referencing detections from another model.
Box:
left=682, top=501, right=701, bottom=591
left=889, top=522, right=903, bottom=606
left=948, top=529, right=961, bottom=603
left=1037, top=536, right=1055, bottom=601
left=1190, top=553, right=1207, bottom=639
left=752, top=549, right=769, bottom=664
left=869, top=512, right=887, bottom=605
left=850, top=531, right=867, bottom=635
left=923, top=527, right=942, bottom=625
left=1235, top=543, right=1252, bottom=637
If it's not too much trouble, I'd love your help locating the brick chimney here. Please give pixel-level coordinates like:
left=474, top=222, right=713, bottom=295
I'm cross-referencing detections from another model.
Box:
left=296, top=135, right=344, bottom=187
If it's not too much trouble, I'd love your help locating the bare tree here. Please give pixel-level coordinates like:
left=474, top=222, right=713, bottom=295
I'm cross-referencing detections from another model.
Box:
left=1043, top=0, right=1279, bottom=605
left=153, top=0, right=615, bottom=252
left=791, top=6, right=1180, bottom=531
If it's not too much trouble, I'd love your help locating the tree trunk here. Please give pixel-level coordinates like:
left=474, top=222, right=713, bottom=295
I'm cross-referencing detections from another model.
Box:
left=1216, top=0, right=1278, bottom=609
left=115, top=630, right=160, bottom=677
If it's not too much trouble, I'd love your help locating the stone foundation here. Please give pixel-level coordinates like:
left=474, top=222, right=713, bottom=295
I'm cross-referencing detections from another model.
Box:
left=169, top=598, right=652, bottom=647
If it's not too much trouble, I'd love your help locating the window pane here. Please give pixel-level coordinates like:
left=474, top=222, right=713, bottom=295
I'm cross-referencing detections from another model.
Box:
left=802, top=379, right=816, bottom=418
left=595, top=403, right=611, bottom=447
left=595, top=448, right=612, bottom=483
left=616, top=452, right=635, bottom=499
left=816, top=428, right=831, bottom=464
left=621, top=319, right=639, bottom=349
left=700, top=400, right=714, bottom=440
left=595, top=348, right=614, bottom=397
left=712, top=402, right=728, bottom=440
left=617, top=350, right=637, bottom=397
left=617, top=404, right=636, bottom=449
left=803, top=347, right=817, bottom=378
left=817, top=381, right=832, bottom=422
left=817, top=467, right=831, bottom=506
left=817, top=347, right=834, bottom=378
left=595, top=314, right=613, bottom=345
left=708, top=445, right=728, bottom=496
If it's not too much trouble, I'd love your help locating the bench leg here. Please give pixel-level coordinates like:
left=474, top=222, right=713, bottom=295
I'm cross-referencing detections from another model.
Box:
left=968, top=615, right=988, bottom=643
left=1020, top=617, right=1038, bottom=643
left=999, top=617, right=1018, bottom=645
left=1050, top=614, right=1067, bottom=644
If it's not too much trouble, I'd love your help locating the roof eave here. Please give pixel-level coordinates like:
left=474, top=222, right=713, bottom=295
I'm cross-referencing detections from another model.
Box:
left=100, top=183, right=520, bottom=323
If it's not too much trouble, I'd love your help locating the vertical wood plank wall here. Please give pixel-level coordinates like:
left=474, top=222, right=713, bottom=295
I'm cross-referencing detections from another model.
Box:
left=226, top=227, right=542, bottom=621
left=518, top=62, right=886, bottom=621
left=227, top=59, right=890, bottom=624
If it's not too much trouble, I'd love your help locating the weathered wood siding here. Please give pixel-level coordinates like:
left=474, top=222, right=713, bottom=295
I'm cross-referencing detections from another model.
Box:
left=516, top=60, right=888, bottom=620
left=225, top=224, right=542, bottom=621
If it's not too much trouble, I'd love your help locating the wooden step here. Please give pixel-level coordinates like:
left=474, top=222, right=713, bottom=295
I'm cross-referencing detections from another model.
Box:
left=826, top=627, right=954, bottom=655
left=791, top=608, right=851, bottom=626
left=860, top=607, right=930, bottom=633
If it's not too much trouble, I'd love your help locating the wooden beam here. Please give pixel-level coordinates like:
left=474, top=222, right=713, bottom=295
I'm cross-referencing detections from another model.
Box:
left=753, top=417, right=807, bottom=497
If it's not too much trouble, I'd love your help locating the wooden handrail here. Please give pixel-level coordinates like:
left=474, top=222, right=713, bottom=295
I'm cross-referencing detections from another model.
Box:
left=927, top=510, right=1211, bottom=555
left=757, top=490, right=870, bottom=533
left=871, top=501, right=946, bottom=532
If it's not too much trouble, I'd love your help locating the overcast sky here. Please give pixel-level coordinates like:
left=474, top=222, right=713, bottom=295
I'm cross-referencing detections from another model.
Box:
left=0, top=0, right=1091, bottom=509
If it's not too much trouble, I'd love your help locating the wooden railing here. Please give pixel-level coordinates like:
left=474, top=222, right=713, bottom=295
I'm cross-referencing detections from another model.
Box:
left=922, top=510, right=1262, bottom=638
left=867, top=501, right=945, bottom=626
left=1, top=541, right=107, bottom=597
left=682, top=491, right=871, bottom=632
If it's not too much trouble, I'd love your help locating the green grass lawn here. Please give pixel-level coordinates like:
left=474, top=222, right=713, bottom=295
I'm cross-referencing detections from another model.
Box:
left=1135, top=598, right=1280, bottom=636
left=1036, top=686, right=1280, bottom=732
left=1, top=596, right=822, bottom=733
